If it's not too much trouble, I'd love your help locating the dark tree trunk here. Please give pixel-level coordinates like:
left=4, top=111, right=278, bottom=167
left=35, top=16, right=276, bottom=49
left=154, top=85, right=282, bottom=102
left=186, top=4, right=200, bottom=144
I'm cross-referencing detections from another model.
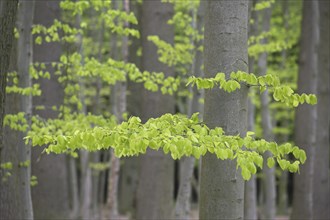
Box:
left=0, top=0, right=18, bottom=163
left=0, top=1, right=34, bottom=219
left=313, top=0, right=329, bottom=219
left=291, top=1, right=319, bottom=219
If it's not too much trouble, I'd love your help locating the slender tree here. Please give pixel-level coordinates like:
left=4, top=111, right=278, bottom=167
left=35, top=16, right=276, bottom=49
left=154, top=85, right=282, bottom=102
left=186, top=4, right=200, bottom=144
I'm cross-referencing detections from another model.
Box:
left=136, top=0, right=175, bottom=219
left=258, top=6, right=276, bottom=220
left=199, top=1, right=248, bottom=219
left=291, top=1, right=319, bottom=219
left=244, top=1, right=258, bottom=219
left=174, top=2, right=204, bottom=219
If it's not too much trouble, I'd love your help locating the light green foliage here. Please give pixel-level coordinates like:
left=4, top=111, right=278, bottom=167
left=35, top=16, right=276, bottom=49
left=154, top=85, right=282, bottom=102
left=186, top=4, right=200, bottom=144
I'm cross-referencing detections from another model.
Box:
left=6, top=72, right=41, bottom=96
left=25, top=113, right=306, bottom=180
left=32, top=19, right=81, bottom=44
left=30, top=175, right=38, bottom=187
left=248, top=0, right=300, bottom=59
left=4, top=112, right=29, bottom=132
left=150, top=0, right=202, bottom=73
left=60, top=0, right=139, bottom=37
left=0, top=162, right=13, bottom=182
left=42, top=52, right=180, bottom=95
left=0, top=162, right=13, bottom=170
left=19, top=160, right=30, bottom=168
left=187, top=71, right=317, bottom=107
left=254, top=0, right=275, bottom=11
left=89, top=162, right=110, bottom=171
left=25, top=113, right=117, bottom=155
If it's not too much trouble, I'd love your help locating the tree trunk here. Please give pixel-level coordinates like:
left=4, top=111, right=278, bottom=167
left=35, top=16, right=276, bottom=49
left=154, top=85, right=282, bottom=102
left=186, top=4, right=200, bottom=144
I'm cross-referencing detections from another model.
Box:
left=0, top=1, right=34, bottom=219
left=106, top=0, right=129, bottom=218
left=31, top=1, right=72, bottom=219
left=174, top=2, right=204, bottom=219
left=291, top=1, right=319, bottom=219
left=277, top=1, right=289, bottom=215
left=244, top=1, right=258, bottom=218
left=136, top=0, right=175, bottom=219
left=313, top=0, right=329, bottom=219
left=257, top=6, right=276, bottom=220
left=199, top=1, right=248, bottom=219
left=0, top=0, right=18, bottom=162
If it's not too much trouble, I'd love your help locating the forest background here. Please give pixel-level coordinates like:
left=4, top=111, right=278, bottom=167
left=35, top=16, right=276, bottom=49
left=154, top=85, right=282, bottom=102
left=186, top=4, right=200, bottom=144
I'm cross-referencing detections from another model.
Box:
left=0, top=0, right=329, bottom=220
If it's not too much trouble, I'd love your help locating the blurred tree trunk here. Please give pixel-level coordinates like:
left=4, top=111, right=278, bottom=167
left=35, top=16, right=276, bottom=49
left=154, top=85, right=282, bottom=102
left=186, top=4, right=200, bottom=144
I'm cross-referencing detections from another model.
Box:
left=106, top=0, right=129, bottom=218
left=0, top=0, right=18, bottom=162
left=277, top=0, right=289, bottom=215
left=0, top=1, right=34, bottom=219
left=118, top=0, right=141, bottom=216
left=257, top=6, right=276, bottom=220
left=31, top=1, right=72, bottom=219
left=199, top=1, right=248, bottom=219
left=313, top=0, right=329, bottom=219
left=136, top=0, right=175, bottom=219
left=291, top=1, right=319, bottom=219
left=244, top=1, right=258, bottom=219
left=174, top=2, right=204, bottom=219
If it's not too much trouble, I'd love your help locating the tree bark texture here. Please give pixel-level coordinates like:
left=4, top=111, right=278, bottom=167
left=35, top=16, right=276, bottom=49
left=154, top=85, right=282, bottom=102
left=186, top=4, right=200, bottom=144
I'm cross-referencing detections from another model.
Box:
left=244, top=1, right=258, bottom=219
left=118, top=0, right=142, bottom=216
left=277, top=0, right=289, bottom=215
left=0, top=0, right=18, bottom=163
left=136, top=0, right=175, bottom=219
left=31, top=1, right=71, bottom=219
left=0, top=1, right=34, bottom=219
left=107, top=0, right=129, bottom=218
left=199, top=1, right=248, bottom=219
left=313, top=0, right=329, bottom=219
left=257, top=6, right=276, bottom=220
left=291, top=1, right=319, bottom=219
left=174, top=2, right=204, bottom=219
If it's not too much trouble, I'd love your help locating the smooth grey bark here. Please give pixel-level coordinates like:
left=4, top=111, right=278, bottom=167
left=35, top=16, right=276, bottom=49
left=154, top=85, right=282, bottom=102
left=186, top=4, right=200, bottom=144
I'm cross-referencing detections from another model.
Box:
left=257, top=6, right=276, bottom=220
left=118, top=0, right=141, bottom=215
left=277, top=1, right=289, bottom=215
left=291, top=1, right=319, bottom=219
left=174, top=2, right=204, bottom=219
left=0, top=0, right=18, bottom=162
left=244, top=1, right=258, bottom=219
left=107, top=0, right=129, bottom=218
left=136, top=0, right=175, bottom=219
left=0, top=1, right=34, bottom=219
left=31, top=1, right=71, bottom=219
left=313, top=0, right=329, bottom=219
left=199, top=1, right=248, bottom=219
left=244, top=99, right=257, bottom=220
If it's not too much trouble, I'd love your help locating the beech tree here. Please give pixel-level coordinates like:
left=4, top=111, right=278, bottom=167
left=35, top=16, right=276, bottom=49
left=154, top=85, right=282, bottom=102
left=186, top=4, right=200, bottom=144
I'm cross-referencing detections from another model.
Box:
left=136, top=0, right=175, bottom=219
left=199, top=1, right=248, bottom=219
left=31, top=1, right=72, bottom=219
left=291, top=1, right=319, bottom=219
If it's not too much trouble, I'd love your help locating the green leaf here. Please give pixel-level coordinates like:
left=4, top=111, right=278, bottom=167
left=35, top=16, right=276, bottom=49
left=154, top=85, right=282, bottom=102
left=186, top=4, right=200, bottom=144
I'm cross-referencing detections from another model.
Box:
left=241, top=167, right=251, bottom=180
left=267, top=157, right=275, bottom=168
left=277, top=159, right=289, bottom=170
left=309, top=95, right=317, bottom=105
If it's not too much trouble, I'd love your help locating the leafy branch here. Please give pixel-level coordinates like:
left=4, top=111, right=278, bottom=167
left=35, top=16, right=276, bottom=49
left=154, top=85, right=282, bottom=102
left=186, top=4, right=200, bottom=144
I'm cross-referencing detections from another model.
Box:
left=186, top=71, right=317, bottom=107
left=24, top=113, right=306, bottom=181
